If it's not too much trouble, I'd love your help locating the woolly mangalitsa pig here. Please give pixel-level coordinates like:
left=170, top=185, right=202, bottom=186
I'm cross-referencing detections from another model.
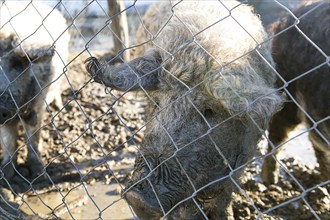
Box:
left=261, top=1, right=330, bottom=186
left=0, top=1, right=70, bottom=178
left=86, top=1, right=282, bottom=219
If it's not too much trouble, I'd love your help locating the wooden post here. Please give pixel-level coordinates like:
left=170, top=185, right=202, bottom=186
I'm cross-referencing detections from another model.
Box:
left=108, top=0, right=130, bottom=61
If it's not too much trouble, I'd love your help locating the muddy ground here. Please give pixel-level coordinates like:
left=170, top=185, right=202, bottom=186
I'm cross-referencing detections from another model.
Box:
left=0, top=52, right=329, bottom=220
left=1, top=1, right=330, bottom=219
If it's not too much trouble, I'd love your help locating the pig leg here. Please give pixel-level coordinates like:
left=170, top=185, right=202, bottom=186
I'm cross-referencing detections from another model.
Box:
left=46, top=88, right=63, bottom=110
left=45, top=76, right=64, bottom=110
left=23, top=109, right=44, bottom=177
left=204, top=190, right=234, bottom=220
left=309, top=129, right=330, bottom=182
left=261, top=102, right=300, bottom=186
left=0, top=121, right=19, bottom=179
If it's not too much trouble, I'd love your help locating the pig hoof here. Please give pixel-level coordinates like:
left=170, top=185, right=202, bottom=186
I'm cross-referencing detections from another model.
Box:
left=261, top=157, right=280, bottom=186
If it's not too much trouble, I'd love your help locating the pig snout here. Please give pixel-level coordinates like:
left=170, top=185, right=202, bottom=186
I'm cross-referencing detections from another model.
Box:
left=125, top=189, right=162, bottom=220
left=0, top=105, right=13, bottom=124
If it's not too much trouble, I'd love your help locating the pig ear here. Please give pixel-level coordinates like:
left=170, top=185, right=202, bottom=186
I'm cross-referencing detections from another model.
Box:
left=13, top=41, right=55, bottom=62
left=85, top=49, right=162, bottom=91
left=205, top=64, right=283, bottom=128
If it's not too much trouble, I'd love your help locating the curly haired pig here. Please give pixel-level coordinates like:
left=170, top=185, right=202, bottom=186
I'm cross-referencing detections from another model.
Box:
left=261, top=1, right=330, bottom=186
left=0, top=1, right=69, bottom=178
left=86, top=1, right=282, bottom=219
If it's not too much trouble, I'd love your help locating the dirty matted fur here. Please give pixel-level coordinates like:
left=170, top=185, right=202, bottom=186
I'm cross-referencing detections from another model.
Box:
left=86, top=1, right=283, bottom=219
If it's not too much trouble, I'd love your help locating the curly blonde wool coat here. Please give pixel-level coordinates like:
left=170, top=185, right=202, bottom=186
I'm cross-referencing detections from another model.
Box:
left=86, top=1, right=282, bottom=219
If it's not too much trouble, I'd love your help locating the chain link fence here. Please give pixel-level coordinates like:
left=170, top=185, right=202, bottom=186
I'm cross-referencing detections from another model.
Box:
left=0, top=0, right=329, bottom=219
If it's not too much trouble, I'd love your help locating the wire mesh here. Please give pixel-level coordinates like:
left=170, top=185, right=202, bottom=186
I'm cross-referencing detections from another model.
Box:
left=0, top=0, right=329, bottom=219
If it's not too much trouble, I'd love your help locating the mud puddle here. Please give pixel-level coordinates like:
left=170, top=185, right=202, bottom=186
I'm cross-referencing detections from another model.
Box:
left=20, top=182, right=135, bottom=219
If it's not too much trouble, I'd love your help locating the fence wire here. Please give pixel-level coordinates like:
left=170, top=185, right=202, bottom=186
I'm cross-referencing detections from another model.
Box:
left=0, top=0, right=329, bottom=219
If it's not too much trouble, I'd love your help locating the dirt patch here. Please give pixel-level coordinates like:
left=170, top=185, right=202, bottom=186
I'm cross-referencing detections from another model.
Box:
left=1, top=53, right=329, bottom=219
left=233, top=157, right=329, bottom=219
left=0, top=52, right=142, bottom=219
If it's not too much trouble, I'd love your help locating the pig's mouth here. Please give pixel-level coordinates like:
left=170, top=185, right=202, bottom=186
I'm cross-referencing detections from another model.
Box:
left=123, top=147, right=199, bottom=219
left=125, top=189, right=163, bottom=220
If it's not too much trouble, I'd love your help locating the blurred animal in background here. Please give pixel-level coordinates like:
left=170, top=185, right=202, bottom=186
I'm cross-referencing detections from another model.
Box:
left=86, top=1, right=283, bottom=219
left=261, top=0, right=330, bottom=186
left=0, top=1, right=70, bottom=179
left=245, top=0, right=304, bottom=27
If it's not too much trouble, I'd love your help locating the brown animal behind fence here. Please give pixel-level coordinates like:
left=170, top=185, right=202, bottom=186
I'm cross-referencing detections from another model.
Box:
left=261, top=0, right=330, bottom=186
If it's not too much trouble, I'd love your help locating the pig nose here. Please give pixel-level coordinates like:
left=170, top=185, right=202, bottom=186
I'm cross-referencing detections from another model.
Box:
left=0, top=106, right=12, bottom=124
left=125, top=190, right=162, bottom=219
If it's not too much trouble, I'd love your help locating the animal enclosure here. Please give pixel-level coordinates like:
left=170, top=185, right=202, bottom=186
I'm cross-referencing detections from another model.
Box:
left=0, top=0, right=329, bottom=219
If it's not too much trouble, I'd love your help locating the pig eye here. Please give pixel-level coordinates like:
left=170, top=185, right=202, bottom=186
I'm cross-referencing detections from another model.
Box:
left=203, top=109, right=214, bottom=118
left=153, top=99, right=160, bottom=107
left=154, top=102, right=160, bottom=112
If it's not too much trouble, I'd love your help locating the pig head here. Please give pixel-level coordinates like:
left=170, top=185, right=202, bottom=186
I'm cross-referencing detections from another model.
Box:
left=85, top=1, right=283, bottom=218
